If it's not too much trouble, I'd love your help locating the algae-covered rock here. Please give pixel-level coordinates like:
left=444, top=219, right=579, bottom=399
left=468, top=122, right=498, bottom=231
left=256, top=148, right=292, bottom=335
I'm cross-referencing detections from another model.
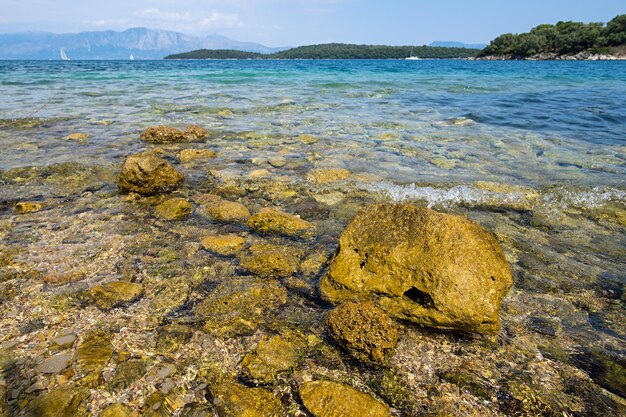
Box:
left=195, top=277, right=288, bottom=338
left=201, top=234, right=245, bottom=256
left=325, top=301, right=398, bottom=366
left=155, top=198, right=193, bottom=220
left=210, top=381, right=285, bottom=417
left=145, top=278, right=190, bottom=328
left=141, top=125, right=207, bottom=143
left=248, top=207, right=316, bottom=239
left=117, top=153, right=184, bottom=195
left=142, top=387, right=186, bottom=417
left=27, top=384, right=89, bottom=417
left=75, top=331, right=113, bottom=386
left=85, top=281, right=143, bottom=311
left=0, top=384, right=7, bottom=417
left=241, top=335, right=300, bottom=384
left=201, top=198, right=251, bottom=223
left=14, top=201, right=43, bottom=214
left=300, top=380, right=392, bottom=417
left=239, top=243, right=300, bottom=278
left=298, top=134, right=319, bottom=144
left=101, top=403, right=133, bottom=417
left=179, top=149, right=217, bottom=163
left=109, top=359, right=146, bottom=390
left=306, top=168, right=350, bottom=184
left=156, top=323, right=194, bottom=354
left=64, top=132, right=89, bottom=141
left=320, top=203, right=512, bottom=334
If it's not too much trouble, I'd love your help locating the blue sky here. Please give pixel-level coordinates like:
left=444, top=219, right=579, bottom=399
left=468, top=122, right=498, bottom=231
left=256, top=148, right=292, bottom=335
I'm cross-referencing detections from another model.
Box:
left=1, top=0, right=624, bottom=46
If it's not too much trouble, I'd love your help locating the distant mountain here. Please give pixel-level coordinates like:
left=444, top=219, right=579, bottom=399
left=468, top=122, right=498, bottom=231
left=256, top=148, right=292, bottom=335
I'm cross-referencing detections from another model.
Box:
left=430, top=41, right=487, bottom=50
left=0, top=28, right=285, bottom=59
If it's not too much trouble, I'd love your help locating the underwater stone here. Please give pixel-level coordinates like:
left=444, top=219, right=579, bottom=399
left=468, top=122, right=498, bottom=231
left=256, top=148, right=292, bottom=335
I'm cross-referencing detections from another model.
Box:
left=142, top=387, right=186, bottom=417
left=64, top=133, right=89, bottom=141
left=141, top=125, right=207, bottom=143
left=300, top=380, right=392, bottom=417
left=306, top=168, right=351, bottom=184
left=201, top=198, right=251, bottom=223
left=239, top=243, right=300, bottom=278
left=241, top=335, right=300, bottom=384
left=0, top=384, right=6, bottom=417
left=75, top=331, right=114, bottom=386
left=35, top=352, right=73, bottom=374
left=155, top=198, right=193, bottom=220
left=101, top=403, right=133, bottom=417
left=156, top=323, right=194, bottom=354
left=27, top=384, right=89, bottom=417
left=325, top=301, right=398, bottom=366
left=248, top=207, right=316, bottom=239
left=320, top=203, right=512, bottom=334
left=298, top=134, right=319, bottom=144
left=179, top=148, right=217, bottom=163
left=201, top=234, right=245, bottom=256
left=85, top=281, right=143, bottom=311
left=117, top=153, right=184, bottom=195
left=109, top=359, right=146, bottom=391
left=210, top=381, right=285, bottom=417
left=13, top=201, right=43, bottom=214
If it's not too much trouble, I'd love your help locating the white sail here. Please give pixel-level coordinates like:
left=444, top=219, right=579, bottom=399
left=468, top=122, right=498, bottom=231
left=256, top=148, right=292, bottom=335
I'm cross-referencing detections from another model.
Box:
left=60, top=48, right=69, bottom=61
left=130, top=53, right=135, bottom=60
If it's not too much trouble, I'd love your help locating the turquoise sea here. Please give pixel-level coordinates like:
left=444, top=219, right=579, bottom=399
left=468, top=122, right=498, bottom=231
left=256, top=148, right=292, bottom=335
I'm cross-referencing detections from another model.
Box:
left=0, top=60, right=625, bottom=416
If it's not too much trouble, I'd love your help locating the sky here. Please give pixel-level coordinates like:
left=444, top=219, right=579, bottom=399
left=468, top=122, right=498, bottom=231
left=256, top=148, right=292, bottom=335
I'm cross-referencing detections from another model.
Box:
left=0, top=0, right=624, bottom=47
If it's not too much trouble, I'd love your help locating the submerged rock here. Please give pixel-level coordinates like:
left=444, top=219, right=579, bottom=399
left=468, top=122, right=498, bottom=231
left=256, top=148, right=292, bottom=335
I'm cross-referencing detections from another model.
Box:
left=248, top=207, right=316, bottom=239
left=35, top=352, right=73, bottom=374
left=201, top=234, right=245, bottom=256
left=210, top=381, right=285, bottom=417
left=14, top=201, right=43, bottom=214
left=306, top=168, right=351, bottom=184
left=141, top=125, right=207, bottom=143
left=320, top=203, right=512, bottom=334
left=300, top=380, right=392, bottom=417
left=239, top=243, right=300, bottom=278
left=84, top=281, right=143, bottom=311
left=179, top=148, right=217, bottom=163
left=75, top=331, right=113, bottom=386
left=201, top=197, right=251, bottom=223
left=325, top=301, right=398, bottom=366
left=241, top=335, right=300, bottom=384
left=156, top=323, right=194, bottom=354
left=0, top=384, right=6, bottom=417
left=117, top=153, right=184, bottom=195
left=27, top=384, right=89, bottom=417
left=142, top=387, right=186, bottom=417
left=109, top=359, right=146, bottom=391
left=64, top=132, right=89, bottom=141
left=101, top=403, right=133, bottom=417
left=155, top=198, right=193, bottom=220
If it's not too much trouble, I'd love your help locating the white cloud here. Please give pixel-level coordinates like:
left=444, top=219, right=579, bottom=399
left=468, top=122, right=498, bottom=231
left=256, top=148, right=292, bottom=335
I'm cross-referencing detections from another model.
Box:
left=199, top=11, right=243, bottom=29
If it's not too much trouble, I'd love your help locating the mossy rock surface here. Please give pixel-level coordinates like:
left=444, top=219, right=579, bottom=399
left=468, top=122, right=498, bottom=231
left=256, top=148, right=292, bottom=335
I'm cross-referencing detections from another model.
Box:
left=85, top=281, right=144, bottom=311
left=101, top=403, right=133, bottom=417
left=141, top=125, right=207, bottom=143
left=201, top=197, right=251, bottom=223
left=179, top=148, right=217, bottom=162
left=14, top=201, right=43, bottom=214
left=320, top=203, right=512, bottom=334
left=142, top=387, right=186, bottom=417
left=201, top=234, right=245, bottom=256
left=75, top=331, right=114, bottom=386
left=155, top=198, right=193, bottom=220
left=117, top=153, right=184, bottom=195
left=210, top=381, right=285, bottom=417
left=325, top=301, right=398, bottom=366
left=248, top=207, right=316, bottom=239
left=156, top=323, right=194, bottom=354
left=241, top=335, right=300, bottom=384
left=300, top=380, right=392, bottom=417
left=0, top=384, right=7, bottom=417
left=109, top=359, right=147, bottom=391
left=27, top=384, right=90, bottom=417
left=307, top=168, right=351, bottom=184
left=239, top=243, right=300, bottom=278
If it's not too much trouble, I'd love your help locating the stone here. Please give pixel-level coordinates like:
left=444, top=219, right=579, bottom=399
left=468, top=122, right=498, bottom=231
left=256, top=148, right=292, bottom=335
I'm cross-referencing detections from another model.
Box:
left=101, top=403, right=133, bottom=417
left=201, top=198, right=250, bottom=223
left=248, top=207, right=316, bottom=239
left=142, top=387, right=186, bottom=417
left=268, top=157, right=287, bottom=168
left=201, top=234, right=245, bottom=256
left=241, top=335, right=300, bottom=384
left=306, top=168, right=351, bottom=184
left=28, top=384, right=90, bottom=417
left=210, top=381, right=285, bottom=417
left=85, top=281, right=143, bottom=311
left=64, top=133, right=89, bottom=141
left=14, top=201, right=43, bottom=214
left=141, top=125, right=207, bottom=143
left=109, top=359, right=146, bottom=390
left=195, top=277, right=287, bottom=338
left=156, top=323, right=194, bottom=354
left=320, top=203, right=513, bottom=334
left=117, top=153, right=184, bottom=195
left=300, top=380, right=392, bottom=417
left=248, top=169, right=270, bottom=179
left=325, top=301, right=398, bottom=366
left=179, top=149, right=217, bottom=163
left=155, top=198, right=193, bottom=220
left=35, top=352, right=73, bottom=374
left=298, top=134, right=319, bottom=144
left=0, top=385, right=7, bottom=417
left=145, top=278, right=191, bottom=328
left=75, top=331, right=113, bottom=386
left=51, top=334, right=77, bottom=349
left=239, top=243, right=300, bottom=278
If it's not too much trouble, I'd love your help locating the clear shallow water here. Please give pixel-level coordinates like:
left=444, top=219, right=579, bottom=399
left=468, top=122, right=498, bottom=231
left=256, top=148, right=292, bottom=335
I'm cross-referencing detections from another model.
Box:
left=0, top=60, right=625, bottom=416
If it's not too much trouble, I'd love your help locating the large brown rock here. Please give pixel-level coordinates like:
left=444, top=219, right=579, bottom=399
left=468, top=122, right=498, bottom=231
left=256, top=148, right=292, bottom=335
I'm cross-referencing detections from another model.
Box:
left=320, top=203, right=512, bottom=334
left=117, top=153, right=184, bottom=195
left=300, top=380, right=392, bottom=417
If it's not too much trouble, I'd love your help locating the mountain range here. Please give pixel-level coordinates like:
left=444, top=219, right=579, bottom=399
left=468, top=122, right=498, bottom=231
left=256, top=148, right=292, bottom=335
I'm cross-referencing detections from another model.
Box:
left=0, top=28, right=286, bottom=59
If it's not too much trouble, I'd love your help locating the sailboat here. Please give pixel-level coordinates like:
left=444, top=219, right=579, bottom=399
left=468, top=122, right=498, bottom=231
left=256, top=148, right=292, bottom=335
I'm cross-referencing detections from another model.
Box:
left=60, top=48, right=70, bottom=61
left=129, top=53, right=135, bottom=61
left=405, top=46, right=420, bottom=60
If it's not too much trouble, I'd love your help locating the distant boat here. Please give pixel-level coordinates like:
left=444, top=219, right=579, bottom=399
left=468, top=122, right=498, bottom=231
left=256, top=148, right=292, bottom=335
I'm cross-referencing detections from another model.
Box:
left=129, top=53, right=135, bottom=60
left=405, top=47, right=421, bottom=60
left=60, top=48, right=69, bottom=61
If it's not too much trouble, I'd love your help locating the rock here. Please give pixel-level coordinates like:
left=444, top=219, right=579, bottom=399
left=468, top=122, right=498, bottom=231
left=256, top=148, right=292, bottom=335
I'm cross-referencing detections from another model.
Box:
left=248, top=208, right=316, bottom=239
left=109, top=359, right=146, bottom=390
left=320, top=203, right=513, bottom=334
left=75, top=331, right=113, bottom=386
left=141, top=125, right=207, bottom=143
left=201, top=197, right=251, bottom=223
left=201, top=234, right=245, bottom=256
left=195, top=277, right=288, bottom=338
left=179, top=149, right=217, bottom=163
left=142, top=387, right=186, bottom=417
left=0, top=384, right=6, bottom=417
left=51, top=334, right=77, bottom=349
left=84, top=281, right=143, bottom=311
left=156, top=323, right=194, bottom=354
left=35, top=352, right=73, bottom=374
left=268, top=157, right=287, bottom=168
left=14, top=201, right=43, bottom=214
left=145, top=278, right=190, bottom=328
left=101, top=403, right=133, bottom=417
left=298, top=134, right=319, bottom=144
left=248, top=169, right=270, bottom=179
left=64, top=133, right=89, bottom=141
left=241, top=335, right=300, bottom=384
left=300, top=380, right=392, bottom=417
left=117, top=153, right=184, bottom=195
left=306, top=168, right=350, bottom=184
left=28, top=384, right=90, bottom=417
left=325, top=301, right=398, bottom=366
left=155, top=198, right=193, bottom=220
left=210, top=381, right=285, bottom=417
left=239, top=243, right=300, bottom=278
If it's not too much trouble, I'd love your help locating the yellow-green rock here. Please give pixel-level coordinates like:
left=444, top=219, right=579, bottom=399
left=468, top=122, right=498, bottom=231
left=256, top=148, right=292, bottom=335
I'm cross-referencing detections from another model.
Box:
left=320, top=203, right=512, bottom=334
left=64, top=132, right=89, bottom=141
left=156, top=323, right=194, bottom=354
left=210, top=381, right=285, bottom=417
left=248, top=207, right=316, bottom=239
left=202, top=198, right=250, bottom=223
left=13, top=201, right=43, bottom=214
left=298, top=134, right=319, bottom=144
left=239, top=243, right=300, bottom=278
left=142, top=387, right=186, bottom=417
left=325, top=301, right=398, bottom=366
left=101, top=403, right=133, bottom=417
left=117, top=153, right=184, bottom=195
left=145, top=278, right=190, bottom=328
left=141, top=125, right=207, bottom=143
left=241, top=335, right=300, bottom=384
left=306, top=168, right=350, bottom=184
left=75, top=331, right=113, bottom=386
left=0, top=384, right=7, bottom=417
left=179, top=149, right=217, bottom=163
left=195, top=277, right=287, bottom=338
left=300, top=380, right=392, bottom=417
left=155, top=198, right=193, bottom=220
left=85, top=281, right=143, bottom=311
left=201, top=234, right=245, bottom=256
left=109, top=359, right=146, bottom=390
left=27, top=384, right=89, bottom=417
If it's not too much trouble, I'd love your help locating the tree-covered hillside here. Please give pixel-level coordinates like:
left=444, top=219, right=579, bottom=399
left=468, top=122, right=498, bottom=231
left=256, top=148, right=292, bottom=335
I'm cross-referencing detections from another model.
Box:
left=479, top=14, right=626, bottom=58
left=165, top=49, right=262, bottom=59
